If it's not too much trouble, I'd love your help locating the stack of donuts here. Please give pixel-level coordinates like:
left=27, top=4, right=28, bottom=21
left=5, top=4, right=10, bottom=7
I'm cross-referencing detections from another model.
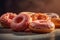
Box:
left=0, top=12, right=59, bottom=33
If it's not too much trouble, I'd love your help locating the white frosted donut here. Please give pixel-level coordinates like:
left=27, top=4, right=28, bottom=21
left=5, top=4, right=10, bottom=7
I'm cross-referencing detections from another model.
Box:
left=45, top=13, right=59, bottom=18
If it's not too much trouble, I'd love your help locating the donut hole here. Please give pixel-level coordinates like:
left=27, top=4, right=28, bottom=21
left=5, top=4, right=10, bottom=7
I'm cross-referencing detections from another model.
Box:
left=15, top=17, right=23, bottom=23
left=9, top=16, right=14, bottom=19
left=9, top=15, right=15, bottom=19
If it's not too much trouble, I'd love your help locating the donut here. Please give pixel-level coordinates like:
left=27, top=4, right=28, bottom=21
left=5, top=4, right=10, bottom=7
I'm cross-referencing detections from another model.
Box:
left=51, top=18, right=60, bottom=28
left=29, top=20, right=55, bottom=33
left=0, top=12, right=17, bottom=28
left=46, top=13, right=60, bottom=28
left=10, top=13, right=31, bottom=31
left=31, top=13, right=50, bottom=21
left=45, top=13, right=59, bottom=18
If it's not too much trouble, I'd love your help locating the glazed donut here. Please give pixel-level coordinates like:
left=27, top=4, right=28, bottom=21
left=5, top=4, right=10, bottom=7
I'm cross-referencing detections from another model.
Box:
left=0, top=12, right=17, bottom=28
left=45, top=13, right=59, bottom=18
left=31, top=13, right=50, bottom=21
left=51, top=18, right=60, bottom=28
left=10, top=13, right=31, bottom=31
left=46, top=13, right=60, bottom=28
left=29, top=20, right=55, bottom=33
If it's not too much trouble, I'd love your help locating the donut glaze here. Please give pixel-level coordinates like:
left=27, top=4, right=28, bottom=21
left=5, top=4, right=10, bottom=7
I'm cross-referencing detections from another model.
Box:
left=31, top=13, right=50, bottom=21
left=29, top=20, right=55, bottom=33
left=11, top=13, right=31, bottom=31
left=0, top=12, right=17, bottom=28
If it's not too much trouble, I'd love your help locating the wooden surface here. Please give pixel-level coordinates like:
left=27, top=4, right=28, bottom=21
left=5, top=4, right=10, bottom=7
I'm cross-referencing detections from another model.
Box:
left=0, top=27, right=60, bottom=40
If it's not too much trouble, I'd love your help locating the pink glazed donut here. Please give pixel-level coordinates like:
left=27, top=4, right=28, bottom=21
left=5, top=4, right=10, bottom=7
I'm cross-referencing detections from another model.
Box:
left=10, top=13, right=31, bottom=31
left=29, top=20, right=55, bottom=33
left=0, top=12, right=17, bottom=28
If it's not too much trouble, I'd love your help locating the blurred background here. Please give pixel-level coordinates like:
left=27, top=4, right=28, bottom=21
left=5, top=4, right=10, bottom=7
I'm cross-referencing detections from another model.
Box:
left=0, top=0, right=60, bottom=16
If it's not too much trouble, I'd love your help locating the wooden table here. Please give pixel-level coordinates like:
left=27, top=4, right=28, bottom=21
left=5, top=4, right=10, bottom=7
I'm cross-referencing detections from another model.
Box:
left=0, top=27, right=60, bottom=40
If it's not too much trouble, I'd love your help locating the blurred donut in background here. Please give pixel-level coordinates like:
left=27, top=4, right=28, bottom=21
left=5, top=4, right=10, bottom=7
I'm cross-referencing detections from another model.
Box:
left=31, top=13, right=50, bottom=21
left=45, top=13, right=60, bottom=28
left=0, top=12, right=17, bottom=28
left=45, top=13, right=59, bottom=18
